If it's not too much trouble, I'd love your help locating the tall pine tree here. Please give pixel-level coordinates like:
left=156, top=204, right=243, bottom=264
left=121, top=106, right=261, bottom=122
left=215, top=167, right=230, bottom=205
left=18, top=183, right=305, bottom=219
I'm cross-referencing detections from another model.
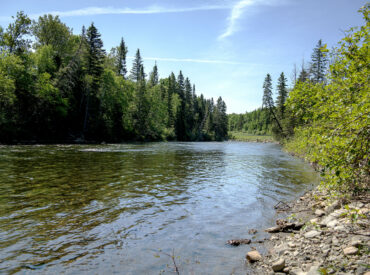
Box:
left=276, top=72, right=288, bottom=118
left=262, top=74, right=273, bottom=109
left=175, top=71, right=186, bottom=140
left=115, top=37, right=128, bottom=78
left=130, top=49, right=145, bottom=82
left=148, top=62, right=159, bottom=87
left=310, top=39, right=328, bottom=84
left=262, top=73, right=284, bottom=134
left=83, top=23, right=105, bottom=135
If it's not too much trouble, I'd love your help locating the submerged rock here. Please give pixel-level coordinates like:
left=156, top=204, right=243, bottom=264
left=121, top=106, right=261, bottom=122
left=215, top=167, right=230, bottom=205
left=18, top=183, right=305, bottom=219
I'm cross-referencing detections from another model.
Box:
left=227, top=239, right=251, bottom=246
left=248, top=229, right=258, bottom=234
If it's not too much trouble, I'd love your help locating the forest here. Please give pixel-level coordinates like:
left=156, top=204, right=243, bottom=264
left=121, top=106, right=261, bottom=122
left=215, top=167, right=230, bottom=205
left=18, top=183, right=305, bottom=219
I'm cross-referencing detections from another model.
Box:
left=256, top=5, right=369, bottom=193
left=0, top=12, right=228, bottom=143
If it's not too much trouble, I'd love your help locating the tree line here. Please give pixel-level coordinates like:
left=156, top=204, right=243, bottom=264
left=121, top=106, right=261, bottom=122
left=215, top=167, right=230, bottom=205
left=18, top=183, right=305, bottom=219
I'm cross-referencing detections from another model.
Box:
left=0, top=12, right=228, bottom=143
left=260, top=5, right=369, bottom=193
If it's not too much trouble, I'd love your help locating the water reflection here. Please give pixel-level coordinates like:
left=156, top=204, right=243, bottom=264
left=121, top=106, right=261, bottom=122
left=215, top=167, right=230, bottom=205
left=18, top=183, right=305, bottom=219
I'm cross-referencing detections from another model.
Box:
left=0, top=142, right=319, bottom=274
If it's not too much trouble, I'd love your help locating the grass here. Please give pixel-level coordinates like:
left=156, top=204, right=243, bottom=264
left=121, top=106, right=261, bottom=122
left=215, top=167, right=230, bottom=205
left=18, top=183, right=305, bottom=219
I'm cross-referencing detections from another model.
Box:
left=228, top=131, right=274, bottom=142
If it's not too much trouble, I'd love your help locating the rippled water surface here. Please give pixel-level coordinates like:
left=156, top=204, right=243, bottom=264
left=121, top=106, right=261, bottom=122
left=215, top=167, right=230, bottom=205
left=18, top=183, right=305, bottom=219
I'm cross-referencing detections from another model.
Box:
left=0, top=142, right=319, bottom=274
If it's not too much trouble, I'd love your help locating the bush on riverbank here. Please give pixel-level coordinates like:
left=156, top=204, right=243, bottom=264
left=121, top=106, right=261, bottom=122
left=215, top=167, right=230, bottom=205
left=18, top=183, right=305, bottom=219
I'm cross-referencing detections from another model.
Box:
left=283, top=5, right=369, bottom=193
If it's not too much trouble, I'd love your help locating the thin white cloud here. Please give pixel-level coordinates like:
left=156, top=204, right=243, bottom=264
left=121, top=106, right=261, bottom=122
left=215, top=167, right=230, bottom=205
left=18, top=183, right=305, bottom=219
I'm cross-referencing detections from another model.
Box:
left=127, top=56, right=245, bottom=65
left=218, top=0, right=257, bottom=40
left=0, top=5, right=228, bottom=22
left=218, top=0, right=286, bottom=40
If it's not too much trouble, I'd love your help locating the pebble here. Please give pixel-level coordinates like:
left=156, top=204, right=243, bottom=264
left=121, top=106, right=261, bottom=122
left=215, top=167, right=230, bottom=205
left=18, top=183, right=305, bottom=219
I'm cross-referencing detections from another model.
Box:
left=251, top=189, right=369, bottom=274
left=315, top=209, right=325, bottom=217
left=289, top=267, right=305, bottom=275
left=343, top=246, right=358, bottom=255
left=327, top=219, right=339, bottom=228
left=304, top=230, right=321, bottom=238
left=271, top=258, right=285, bottom=272
left=306, top=265, right=321, bottom=275
left=246, top=250, right=262, bottom=262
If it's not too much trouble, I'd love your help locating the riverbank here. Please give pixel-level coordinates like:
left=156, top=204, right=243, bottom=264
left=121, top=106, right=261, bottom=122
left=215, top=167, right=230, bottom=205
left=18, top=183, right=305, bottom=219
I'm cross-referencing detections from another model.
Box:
left=228, top=132, right=274, bottom=142
left=247, top=187, right=370, bottom=274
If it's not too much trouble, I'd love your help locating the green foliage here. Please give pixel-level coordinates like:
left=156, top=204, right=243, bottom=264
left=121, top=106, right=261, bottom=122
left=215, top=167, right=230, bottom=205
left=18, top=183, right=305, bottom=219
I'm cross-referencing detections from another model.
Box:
left=228, top=108, right=272, bottom=135
left=2, top=11, right=31, bottom=55
left=285, top=5, right=370, bottom=193
left=228, top=132, right=273, bottom=142
left=115, top=37, right=128, bottom=78
left=276, top=72, right=288, bottom=118
left=262, top=73, right=273, bottom=109
left=310, top=39, right=328, bottom=84
left=34, top=45, right=57, bottom=74
left=0, top=11, right=228, bottom=143
left=32, top=14, right=73, bottom=68
left=130, top=49, right=145, bottom=82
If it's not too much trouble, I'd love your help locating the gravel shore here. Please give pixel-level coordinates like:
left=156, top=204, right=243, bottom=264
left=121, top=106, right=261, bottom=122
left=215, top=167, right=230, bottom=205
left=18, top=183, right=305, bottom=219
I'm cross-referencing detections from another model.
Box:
left=247, top=188, right=370, bottom=275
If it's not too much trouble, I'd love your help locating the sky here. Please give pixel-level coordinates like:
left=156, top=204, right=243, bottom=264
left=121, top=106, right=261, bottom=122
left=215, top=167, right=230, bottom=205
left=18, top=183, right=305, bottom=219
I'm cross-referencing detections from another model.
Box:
left=0, top=0, right=367, bottom=113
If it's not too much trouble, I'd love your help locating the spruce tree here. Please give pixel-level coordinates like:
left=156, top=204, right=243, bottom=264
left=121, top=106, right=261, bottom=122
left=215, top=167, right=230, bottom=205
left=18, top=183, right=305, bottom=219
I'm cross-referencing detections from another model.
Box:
left=276, top=72, right=288, bottom=118
left=167, top=72, right=177, bottom=127
left=130, top=49, right=145, bottom=82
left=262, top=73, right=284, bottom=134
left=262, top=74, right=273, bottom=109
left=214, top=97, right=228, bottom=140
left=175, top=71, right=186, bottom=140
left=83, top=23, right=105, bottom=135
left=184, top=77, right=193, bottom=138
left=149, top=62, right=159, bottom=87
left=310, top=39, right=328, bottom=83
left=116, top=37, right=127, bottom=78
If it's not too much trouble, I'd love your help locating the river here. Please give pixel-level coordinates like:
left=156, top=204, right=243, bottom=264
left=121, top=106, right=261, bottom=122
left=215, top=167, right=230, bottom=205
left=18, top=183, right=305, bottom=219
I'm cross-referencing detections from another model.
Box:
left=0, top=142, right=319, bottom=274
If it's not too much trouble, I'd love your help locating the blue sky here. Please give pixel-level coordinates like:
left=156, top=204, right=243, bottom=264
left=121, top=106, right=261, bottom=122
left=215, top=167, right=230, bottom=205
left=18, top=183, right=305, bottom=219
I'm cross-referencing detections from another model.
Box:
left=0, top=0, right=367, bottom=113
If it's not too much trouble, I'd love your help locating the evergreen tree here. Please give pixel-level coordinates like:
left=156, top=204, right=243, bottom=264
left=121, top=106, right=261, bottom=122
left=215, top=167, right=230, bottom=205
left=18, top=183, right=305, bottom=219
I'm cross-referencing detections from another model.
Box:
left=175, top=71, right=186, bottom=140
left=85, top=23, right=105, bottom=84
left=262, top=74, right=273, bottom=109
left=115, top=37, right=127, bottom=78
left=83, top=23, right=105, bottom=135
left=166, top=72, right=177, bottom=127
left=262, top=73, right=284, bottom=135
left=133, top=81, right=149, bottom=140
left=130, top=49, right=145, bottom=82
left=204, top=98, right=214, bottom=139
left=276, top=72, right=288, bottom=118
left=214, top=97, right=228, bottom=140
left=184, top=77, right=194, bottom=138
left=148, top=62, right=159, bottom=87
left=310, top=39, right=328, bottom=83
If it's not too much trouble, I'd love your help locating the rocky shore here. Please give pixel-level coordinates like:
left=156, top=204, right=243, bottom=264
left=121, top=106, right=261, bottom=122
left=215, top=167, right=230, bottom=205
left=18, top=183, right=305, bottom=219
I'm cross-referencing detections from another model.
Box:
left=247, top=188, right=369, bottom=275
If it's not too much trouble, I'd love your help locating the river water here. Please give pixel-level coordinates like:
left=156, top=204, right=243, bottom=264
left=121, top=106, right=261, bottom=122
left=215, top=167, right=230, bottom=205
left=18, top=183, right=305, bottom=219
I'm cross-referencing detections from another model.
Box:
left=0, top=142, right=319, bottom=274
